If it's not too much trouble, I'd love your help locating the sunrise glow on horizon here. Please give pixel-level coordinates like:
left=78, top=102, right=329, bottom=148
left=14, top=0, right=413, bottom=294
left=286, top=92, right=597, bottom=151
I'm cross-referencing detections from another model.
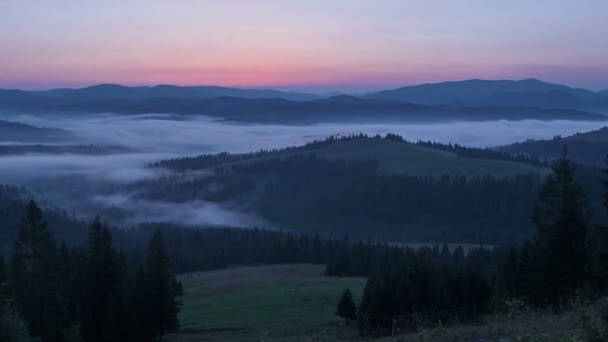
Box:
left=1, top=0, right=607, bottom=91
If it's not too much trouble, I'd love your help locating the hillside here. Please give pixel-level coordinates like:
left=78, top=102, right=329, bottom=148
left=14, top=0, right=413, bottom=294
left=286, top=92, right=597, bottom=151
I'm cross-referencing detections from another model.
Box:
left=154, top=135, right=547, bottom=178
left=0, top=144, right=131, bottom=156
left=498, top=126, right=608, bottom=166
left=367, top=78, right=605, bottom=109
left=141, top=135, right=552, bottom=243
left=0, top=119, right=71, bottom=142
left=313, top=138, right=543, bottom=178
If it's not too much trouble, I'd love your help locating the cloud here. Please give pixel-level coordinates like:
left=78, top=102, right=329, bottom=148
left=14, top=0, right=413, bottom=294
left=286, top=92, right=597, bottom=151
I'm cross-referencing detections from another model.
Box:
left=91, top=193, right=271, bottom=228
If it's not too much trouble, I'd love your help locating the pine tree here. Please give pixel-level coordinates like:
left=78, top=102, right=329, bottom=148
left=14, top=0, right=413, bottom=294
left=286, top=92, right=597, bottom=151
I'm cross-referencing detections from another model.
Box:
left=144, top=230, right=180, bottom=339
left=336, top=288, right=357, bottom=323
left=81, top=216, right=122, bottom=342
left=532, top=147, right=590, bottom=305
left=130, top=266, right=153, bottom=342
left=10, top=200, right=64, bottom=341
left=591, top=155, right=608, bottom=290
left=0, top=256, right=9, bottom=305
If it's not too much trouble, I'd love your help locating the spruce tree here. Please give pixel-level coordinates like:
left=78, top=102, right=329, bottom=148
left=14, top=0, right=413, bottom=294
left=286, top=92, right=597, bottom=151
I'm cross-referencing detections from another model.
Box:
left=81, top=216, right=121, bottom=342
left=592, top=155, right=608, bottom=290
left=0, top=256, right=9, bottom=305
left=532, top=148, right=590, bottom=305
left=130, top=266, right=153, bottom=342
left=336, top=288, right=357, bottom=323
left=10, top=200, right=63, bottom=341
left=144, top=230, right=180, bottom=339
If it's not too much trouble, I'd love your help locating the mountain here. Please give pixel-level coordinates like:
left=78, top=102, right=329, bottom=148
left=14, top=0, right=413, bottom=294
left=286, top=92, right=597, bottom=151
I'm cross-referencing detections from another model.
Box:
left=497, top=126, right=608, bottom=166
left=0, top=144, right=130, bottom=156
left=367, top=79, right=603, bottom=109
left=2, top=80, right=607, bottom=123
left=0, top=119, right=71, bottom=142
left=23, top=95, right=604, bottom=124
left=26, top=84, right=319, bottom=102
left=0, top=89, right=48, bottom=108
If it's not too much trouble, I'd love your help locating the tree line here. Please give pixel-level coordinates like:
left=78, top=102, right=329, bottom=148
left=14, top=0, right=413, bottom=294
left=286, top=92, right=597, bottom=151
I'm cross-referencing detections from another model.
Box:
left=152, top=133, right=548, bottom=172
left=1, top=202, right=180, bottom=342
left=341, top=149, right=608, bottom=336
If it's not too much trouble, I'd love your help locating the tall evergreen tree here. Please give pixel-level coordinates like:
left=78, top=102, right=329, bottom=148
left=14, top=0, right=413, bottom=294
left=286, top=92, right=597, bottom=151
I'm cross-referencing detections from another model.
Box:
left=532, top=148, right=590, bottom=305
left=591, top=155, right=608, bottom=289
left=0, top=256, right=10, bottom=307
left=10, top=200, right=64, bottom=341
left=144, top=230, right=180, bottom=339
left=130, top=266, right=154, bottom=342
left=336, top=288, right=357, bottom=323
left=81, top=216, right=122, bottom=342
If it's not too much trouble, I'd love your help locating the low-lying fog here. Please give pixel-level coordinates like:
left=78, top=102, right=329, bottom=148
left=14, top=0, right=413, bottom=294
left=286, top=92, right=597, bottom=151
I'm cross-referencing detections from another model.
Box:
left=2, top=112, right=607, bottom=228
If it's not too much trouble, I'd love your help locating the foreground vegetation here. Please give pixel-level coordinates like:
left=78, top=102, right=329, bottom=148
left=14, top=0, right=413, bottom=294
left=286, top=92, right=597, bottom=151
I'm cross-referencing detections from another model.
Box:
left=385, top=297, right=608, bottom=341
left=1, top=202, right=181, bottom=342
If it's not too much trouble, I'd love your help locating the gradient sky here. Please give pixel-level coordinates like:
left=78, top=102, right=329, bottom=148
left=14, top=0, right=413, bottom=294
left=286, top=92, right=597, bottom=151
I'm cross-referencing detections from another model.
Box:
left=1, top=0, right=607, bottom=91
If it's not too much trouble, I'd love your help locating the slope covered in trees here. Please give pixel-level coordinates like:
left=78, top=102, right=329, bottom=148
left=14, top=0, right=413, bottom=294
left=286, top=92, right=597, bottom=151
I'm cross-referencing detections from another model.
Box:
left=354, top=151, right=608, bottom=336
left=498, top=126, right=608, bottom=166
left=139, top=135, right=608, bottom=244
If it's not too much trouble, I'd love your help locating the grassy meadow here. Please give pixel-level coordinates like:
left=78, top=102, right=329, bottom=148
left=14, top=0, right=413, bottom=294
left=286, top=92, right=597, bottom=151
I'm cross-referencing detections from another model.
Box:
left=169, top=264, right=366, bottom=341
left=315, top=138, right=545, bottom=178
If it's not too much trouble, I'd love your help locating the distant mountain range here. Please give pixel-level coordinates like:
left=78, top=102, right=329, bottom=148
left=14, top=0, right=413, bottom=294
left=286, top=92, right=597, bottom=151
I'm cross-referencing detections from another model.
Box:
left=367, top=79, right=608, bottom=109
left=1, top=79, right=607, bottom=123
left=27, top=84, right=319, bottom=101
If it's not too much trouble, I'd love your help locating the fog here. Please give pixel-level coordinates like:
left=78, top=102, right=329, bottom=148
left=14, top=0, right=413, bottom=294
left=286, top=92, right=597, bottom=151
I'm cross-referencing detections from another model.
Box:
left=1, top=112, right=607, bottom=228
left=11, top=113, right=607, bottom=153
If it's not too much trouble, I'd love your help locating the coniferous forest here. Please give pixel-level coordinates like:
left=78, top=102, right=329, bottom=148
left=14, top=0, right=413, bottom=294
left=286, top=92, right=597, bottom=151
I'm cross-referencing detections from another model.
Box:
left=2, top=148, right=608, bottom=339
left=1, top=202, right=180, bottom=342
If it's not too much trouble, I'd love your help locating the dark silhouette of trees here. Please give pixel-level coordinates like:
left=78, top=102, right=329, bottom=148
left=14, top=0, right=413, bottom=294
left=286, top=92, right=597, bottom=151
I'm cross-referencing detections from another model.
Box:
left=1, top=203, right=182, bottom=342
left=0, top=256, right=8, bottom=305
left=336, top=288, right=357, bottom=323
left=505, top=149, right=592, bottom=307
left=357, top=258, right=493, bottom=335
left=142, top=230, right=180, bottom=339
left=81, top=216, right=125, bottom=342
left=10, top=200, right=66, bottom=341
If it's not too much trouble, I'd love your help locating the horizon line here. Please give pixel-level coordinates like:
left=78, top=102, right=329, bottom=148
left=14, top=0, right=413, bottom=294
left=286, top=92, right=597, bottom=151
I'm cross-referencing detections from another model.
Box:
left=2, top=77, right=606, bottom=93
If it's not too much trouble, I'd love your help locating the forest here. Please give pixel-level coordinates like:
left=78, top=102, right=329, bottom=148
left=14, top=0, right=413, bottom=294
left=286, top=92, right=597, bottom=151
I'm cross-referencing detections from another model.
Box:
left=3, top=149, right=608, bottom=339
left=138, top=134, right=608, bottom=244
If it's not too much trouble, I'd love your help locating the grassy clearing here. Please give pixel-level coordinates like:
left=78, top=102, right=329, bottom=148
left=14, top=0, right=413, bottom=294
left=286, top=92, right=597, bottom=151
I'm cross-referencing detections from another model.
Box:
left=168, top=264, right=366, bottom=341
left=168, top=263, right=607, bottom=341
left=221, top=137, right=545, bottom=179
left=313, top=139, right=545, bottom=178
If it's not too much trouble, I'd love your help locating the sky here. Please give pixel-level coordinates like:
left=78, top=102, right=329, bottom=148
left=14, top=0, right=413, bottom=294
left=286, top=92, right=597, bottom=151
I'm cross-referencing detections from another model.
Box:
left=1, top=0, right=607, bottom=92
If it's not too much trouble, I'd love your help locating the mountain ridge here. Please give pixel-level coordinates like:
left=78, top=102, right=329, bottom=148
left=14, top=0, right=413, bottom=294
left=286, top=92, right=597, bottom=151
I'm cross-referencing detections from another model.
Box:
left=366, top=78, right=605, bottom=108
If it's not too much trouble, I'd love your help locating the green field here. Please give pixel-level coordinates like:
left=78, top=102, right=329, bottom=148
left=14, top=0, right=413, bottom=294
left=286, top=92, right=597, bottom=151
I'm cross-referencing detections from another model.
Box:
left=314, top=138, right=544, bottom=178
left=169, top=264, right=366, bottom=341
left=221, top=137, right=546, bottom=179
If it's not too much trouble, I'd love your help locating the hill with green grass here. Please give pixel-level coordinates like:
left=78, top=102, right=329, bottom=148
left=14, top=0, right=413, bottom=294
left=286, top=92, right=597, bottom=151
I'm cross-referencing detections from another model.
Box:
left=313, top=138, right=544, bottom=178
